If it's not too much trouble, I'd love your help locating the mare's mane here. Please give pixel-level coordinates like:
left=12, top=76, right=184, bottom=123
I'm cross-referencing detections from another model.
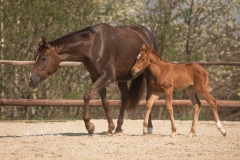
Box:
left=36, top=26, right=97, bottom=59
left=49, top=26, right=97, bottom=47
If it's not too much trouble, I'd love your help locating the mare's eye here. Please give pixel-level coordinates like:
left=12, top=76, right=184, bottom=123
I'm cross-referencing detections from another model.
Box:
left=41, top=57, right=46, bottom=62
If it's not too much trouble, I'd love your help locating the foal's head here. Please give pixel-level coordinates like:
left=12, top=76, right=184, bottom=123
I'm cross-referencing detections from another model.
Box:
left=131, top=44, right=152, bottom=76
left=29, top=38, right=62, bottom=89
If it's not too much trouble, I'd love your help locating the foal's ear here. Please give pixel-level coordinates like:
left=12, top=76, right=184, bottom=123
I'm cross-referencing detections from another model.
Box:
left=146, top=45, right=153, bottom=54
left=148, top=45, right=153, bottom=51
left=141, top=44, right=147, bottom=50
left=42, top=37, right=51, bottom=49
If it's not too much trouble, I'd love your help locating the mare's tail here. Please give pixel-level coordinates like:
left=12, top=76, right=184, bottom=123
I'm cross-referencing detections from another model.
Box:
left=126, top=73, right=145, bottom=111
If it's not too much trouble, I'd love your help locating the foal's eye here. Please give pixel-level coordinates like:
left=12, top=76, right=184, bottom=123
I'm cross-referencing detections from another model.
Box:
left=141, top=58, right=145, bottom=62
left=41, top=57, right=46, bottom=62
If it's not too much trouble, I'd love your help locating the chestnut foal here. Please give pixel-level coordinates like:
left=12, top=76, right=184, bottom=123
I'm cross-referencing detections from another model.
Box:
left=131, top=44, right=226, bottom=137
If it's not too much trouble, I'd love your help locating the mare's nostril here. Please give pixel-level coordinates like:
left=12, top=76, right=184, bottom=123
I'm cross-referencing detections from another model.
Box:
left=29, top=78, right=33, bottom=83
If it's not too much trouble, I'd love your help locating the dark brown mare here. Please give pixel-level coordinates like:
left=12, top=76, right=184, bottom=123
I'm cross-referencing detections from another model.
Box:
left=131, top=44, right=226, bottom=137
left=29, top=23, right=157, bottom=135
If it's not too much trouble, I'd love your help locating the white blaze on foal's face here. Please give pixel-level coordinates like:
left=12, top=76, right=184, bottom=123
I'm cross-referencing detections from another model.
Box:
left=137, top=53, right=142, bottom=59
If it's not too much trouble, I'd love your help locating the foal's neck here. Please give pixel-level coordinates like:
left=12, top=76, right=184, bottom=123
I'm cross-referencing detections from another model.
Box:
left=147, top=52, right=167, bottom=75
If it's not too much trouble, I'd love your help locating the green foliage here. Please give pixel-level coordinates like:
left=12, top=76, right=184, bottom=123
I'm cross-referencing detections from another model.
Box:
left=237, top=92, right=240, bottom=97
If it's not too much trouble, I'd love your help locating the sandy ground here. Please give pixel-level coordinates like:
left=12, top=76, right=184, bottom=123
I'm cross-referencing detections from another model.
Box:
left=0, top=119, right=239, bottom=160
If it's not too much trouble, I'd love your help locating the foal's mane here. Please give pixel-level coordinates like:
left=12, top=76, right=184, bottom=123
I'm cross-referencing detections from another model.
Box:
left=150, top=50, right=167, bottom=63
left=49, top=26, right=97, bottom=47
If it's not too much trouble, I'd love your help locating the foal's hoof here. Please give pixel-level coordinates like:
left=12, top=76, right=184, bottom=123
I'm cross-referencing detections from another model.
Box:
left=222, top=132, right=226, bottom=137
left=170, top=132, right=176, bottom=138
left=147, top=127, right=153, bottom=134
left=187, top=132, right=197, bottom=138
left=143, top=132, right=148, bottom=135
left=87, top=123, right=95, bottom=134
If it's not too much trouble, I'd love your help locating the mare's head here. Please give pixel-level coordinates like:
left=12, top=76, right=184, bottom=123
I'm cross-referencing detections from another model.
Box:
left=29, top=38, right=62, bottom=89
left=131, top=44, right=152, bottom=76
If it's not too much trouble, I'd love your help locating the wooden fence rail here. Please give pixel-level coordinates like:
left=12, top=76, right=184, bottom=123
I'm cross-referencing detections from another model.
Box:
left=0, top=60, right=82, bottom=66
left=1, top=60, right=240, bottom=66
left=0, top=99, right=239, bottom=108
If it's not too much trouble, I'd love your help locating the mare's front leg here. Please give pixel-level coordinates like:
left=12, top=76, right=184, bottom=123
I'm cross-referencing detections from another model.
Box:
left=165, top=88, right=177, bottom=137
left=83, top=73, right=115, bottom=134
left=98, top=88, right=115, bottom=135
left=115, top=82, right=128, bottom=134
left=143, top=94, right=159, bottom=135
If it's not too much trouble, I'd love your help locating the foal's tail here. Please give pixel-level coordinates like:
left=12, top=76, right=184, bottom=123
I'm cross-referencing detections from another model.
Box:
left=126, top=73, right=145, bottom=111
left=206, top=71, right=212, bottom=92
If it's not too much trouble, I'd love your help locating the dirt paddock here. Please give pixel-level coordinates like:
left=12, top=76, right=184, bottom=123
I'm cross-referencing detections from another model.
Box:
left=0, top=119, right=239, bottom=160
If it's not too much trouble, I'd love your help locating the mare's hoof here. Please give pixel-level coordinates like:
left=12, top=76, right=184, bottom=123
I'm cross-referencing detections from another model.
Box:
left=105, top=132, right=113, bottom=136
left=87, top=123, right=95, bottom=134
left=114, top=128, right=123, bottom=134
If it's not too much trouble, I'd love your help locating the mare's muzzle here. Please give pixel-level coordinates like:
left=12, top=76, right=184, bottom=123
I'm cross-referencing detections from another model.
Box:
left=29, top=73, right=40, bottom=89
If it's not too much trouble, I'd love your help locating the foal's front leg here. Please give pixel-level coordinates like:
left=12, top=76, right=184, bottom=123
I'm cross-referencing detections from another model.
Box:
left=165, top=88, right=177, bottom=137
left=143, top=94, right=159, bottom=134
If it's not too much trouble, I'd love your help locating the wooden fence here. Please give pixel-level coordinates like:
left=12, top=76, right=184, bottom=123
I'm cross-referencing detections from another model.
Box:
left=0, top=99, right=240, bottom=107
left=0, top=60, right=240, bottom=108
left=1, top=60, right=240, bottom=66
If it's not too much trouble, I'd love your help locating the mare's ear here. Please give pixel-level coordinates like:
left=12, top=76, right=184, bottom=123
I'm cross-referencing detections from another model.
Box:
left=36, top=38, right=43, bottom=46
left=141, top=44, right=147, bottom=50
left=42, top=37, right=51, bottom=49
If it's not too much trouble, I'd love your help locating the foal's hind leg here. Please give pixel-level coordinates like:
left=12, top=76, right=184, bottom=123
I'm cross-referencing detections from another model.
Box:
left=185, top=85, right=201, bottom=137
left=198, top=89, right=226, bottom=136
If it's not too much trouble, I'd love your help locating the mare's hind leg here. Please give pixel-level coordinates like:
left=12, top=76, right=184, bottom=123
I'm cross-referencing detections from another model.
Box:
left=99, top=88, right=115, bottom=135
left=164, top=88, right=177, bottom=137
left=115, top=82, right=128, bottom=134
left=196, top=87, right=226, bottom=136
left=185, top=85, right=201, bottom=137
left=143, top=94, right=159, bottom=134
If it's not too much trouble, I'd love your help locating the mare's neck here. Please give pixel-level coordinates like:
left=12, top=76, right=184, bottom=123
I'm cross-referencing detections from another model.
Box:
left=54, top=43, right=86, bottom=62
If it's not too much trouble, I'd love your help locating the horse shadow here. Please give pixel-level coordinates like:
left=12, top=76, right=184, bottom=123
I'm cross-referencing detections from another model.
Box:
left=0, top=131, right=108, bottom=138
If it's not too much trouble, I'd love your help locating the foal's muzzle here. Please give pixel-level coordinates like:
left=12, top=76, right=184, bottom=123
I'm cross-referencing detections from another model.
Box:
left=131, top=68, right=139, bottom=76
